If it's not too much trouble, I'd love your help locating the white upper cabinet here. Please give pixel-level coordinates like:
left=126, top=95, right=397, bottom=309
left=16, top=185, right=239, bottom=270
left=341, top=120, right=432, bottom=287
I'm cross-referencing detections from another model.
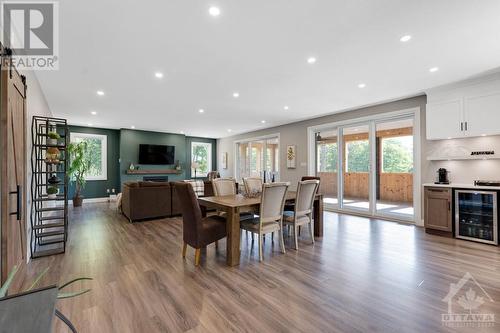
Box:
left=426, top=74, right=500, bottom=140
left=426, top=99, right=463, bottom=140
left=464, top=91, right=500, bottom=137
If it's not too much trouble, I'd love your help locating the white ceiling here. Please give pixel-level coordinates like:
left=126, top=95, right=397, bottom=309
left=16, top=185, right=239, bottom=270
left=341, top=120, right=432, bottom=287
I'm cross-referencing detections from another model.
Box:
left=35, top=0, right=500, bottom=138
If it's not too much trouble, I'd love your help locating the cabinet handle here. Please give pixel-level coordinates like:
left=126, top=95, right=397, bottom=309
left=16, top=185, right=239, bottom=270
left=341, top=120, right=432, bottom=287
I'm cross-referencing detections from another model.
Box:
left=460, top=122, right=463, bottom=131
left=427, top=188, right=446, bottom=193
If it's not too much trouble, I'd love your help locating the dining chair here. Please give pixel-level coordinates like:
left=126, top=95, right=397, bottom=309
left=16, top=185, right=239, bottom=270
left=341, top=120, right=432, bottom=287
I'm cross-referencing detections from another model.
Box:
left=240, top=182, right=289, bottom=262
left=284, top=176, right=321, bottom=235
left=174, top=182, right=227, bottom=266
left=243, top=177, right=263, bottom=195
left=283, top=179, right=319, bottom=250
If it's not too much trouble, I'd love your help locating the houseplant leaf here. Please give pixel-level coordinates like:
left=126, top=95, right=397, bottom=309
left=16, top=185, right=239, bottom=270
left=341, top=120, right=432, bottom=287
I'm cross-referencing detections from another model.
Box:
left=0, top=265, right=18, bottom=298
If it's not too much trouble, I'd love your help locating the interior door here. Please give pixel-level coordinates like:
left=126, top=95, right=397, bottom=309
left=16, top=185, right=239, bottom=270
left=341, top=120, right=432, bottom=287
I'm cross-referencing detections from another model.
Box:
left=1, top=64, right=27, bottom=284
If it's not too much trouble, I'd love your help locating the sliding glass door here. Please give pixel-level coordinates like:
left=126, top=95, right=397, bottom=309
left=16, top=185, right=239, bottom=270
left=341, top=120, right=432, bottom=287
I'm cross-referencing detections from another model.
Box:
left=236, top=136, right=279, bottom=182
left=314, top=115, right=415, bottom=221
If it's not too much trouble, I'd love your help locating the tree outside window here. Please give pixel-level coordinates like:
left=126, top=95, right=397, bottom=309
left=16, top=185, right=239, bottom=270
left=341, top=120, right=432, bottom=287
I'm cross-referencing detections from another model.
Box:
left=381, top=136, right=413, bottom=173
left=345, top=140, right=369, bottom=172
left=70, top=132, right=107, bottom=180
left=317, top=142, right=338, bottom=173
left=191, top=142, right=212, bottom=177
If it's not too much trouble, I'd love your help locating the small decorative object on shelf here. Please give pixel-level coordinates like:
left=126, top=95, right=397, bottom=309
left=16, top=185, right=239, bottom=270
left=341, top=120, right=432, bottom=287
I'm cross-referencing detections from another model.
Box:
left=47, top=186, right=58, bottom=199
left=47, top=131, right=61, bottom=146
left=31, top=116, right=69, bottom=259
left=129, top=162, right=135, bottom=171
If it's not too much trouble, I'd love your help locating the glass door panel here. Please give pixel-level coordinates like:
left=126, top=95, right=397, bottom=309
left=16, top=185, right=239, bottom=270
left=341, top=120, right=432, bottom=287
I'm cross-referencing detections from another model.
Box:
left=342, top=125, right=370, bottom=211
left=264, top=138, right=279, bottom=182
left=249, top=140, right=264, bottom=178
left=316, top=130, right=338, bottom=208
left=237, top=142, right=250, bottom=180
left=456, top=191, right=498, bottom=244
left=375, top=118, right=414, bottom=219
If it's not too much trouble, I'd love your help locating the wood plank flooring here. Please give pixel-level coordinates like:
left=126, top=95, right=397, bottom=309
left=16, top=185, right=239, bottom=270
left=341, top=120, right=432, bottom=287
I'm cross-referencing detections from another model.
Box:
left=19, top=203, right=500, bottom=332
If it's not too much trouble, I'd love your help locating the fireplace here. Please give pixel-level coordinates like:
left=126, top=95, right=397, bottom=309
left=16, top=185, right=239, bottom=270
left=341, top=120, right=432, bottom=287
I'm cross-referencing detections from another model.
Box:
left=143, top=176, right=168, bottom=182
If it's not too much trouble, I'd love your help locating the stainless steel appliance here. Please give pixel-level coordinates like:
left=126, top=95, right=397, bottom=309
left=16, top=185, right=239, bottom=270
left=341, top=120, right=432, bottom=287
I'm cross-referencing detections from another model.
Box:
left=455, top=190, right=498, bottom=245
left=435, top=168, right=450, bottom=184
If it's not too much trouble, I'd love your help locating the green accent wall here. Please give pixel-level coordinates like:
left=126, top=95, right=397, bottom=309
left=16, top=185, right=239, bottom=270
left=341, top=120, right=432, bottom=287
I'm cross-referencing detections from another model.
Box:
left=68, top=126, right=217, bottom=197
left=68, top=126, right=121, bottom=199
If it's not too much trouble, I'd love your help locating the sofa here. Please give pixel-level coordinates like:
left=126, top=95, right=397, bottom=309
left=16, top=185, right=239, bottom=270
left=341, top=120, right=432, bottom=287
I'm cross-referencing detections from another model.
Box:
left=121, top=180, right=214, bottom=222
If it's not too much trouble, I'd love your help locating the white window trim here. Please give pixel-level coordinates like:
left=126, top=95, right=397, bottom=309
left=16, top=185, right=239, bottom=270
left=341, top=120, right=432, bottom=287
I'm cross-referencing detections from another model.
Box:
left=191, top=141, right=212, bottom=177
left=70, top=132, right=108, bottom=181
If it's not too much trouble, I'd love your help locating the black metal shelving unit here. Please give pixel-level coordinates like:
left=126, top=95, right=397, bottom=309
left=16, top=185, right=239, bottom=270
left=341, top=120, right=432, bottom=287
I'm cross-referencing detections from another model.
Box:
left=30, top=116, right=69, bottom=258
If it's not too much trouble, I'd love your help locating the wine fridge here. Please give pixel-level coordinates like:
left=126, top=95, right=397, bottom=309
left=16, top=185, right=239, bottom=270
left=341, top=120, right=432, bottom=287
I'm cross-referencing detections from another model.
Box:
left=455, top=190, right=498, bottom=245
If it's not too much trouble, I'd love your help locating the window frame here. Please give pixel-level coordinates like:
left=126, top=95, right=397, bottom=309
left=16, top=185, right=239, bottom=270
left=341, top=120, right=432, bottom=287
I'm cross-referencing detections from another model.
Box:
left=191, top=141, right=212, bottom=177
left=70, top=132, right=108, bottom=181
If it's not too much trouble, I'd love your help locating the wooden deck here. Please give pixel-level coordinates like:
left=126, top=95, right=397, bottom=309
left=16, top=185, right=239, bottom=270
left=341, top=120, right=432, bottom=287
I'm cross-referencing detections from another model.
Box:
left=17, top=202, right=500, bottom=332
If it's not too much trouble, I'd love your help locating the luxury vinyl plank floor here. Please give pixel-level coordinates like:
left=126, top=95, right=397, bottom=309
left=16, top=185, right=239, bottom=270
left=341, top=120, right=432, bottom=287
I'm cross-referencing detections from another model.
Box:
left=21, top=203, right=500, bottom=332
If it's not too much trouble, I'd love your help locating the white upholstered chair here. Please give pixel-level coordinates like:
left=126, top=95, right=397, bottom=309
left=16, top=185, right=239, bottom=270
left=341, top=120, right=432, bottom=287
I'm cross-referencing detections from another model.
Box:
left=283, top=179, right=319, bottom=250
left=240, top=182, right=289, bottom=261
left=212, top=178, right=254, bottom=222
left=243, top=177, right=263, bottom=194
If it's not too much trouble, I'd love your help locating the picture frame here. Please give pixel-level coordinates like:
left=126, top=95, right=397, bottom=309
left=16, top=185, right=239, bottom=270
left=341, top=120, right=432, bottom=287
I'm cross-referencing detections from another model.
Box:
left=222, top=152, right=228, bottom=169
left=286, top=145, right=296, bottom=169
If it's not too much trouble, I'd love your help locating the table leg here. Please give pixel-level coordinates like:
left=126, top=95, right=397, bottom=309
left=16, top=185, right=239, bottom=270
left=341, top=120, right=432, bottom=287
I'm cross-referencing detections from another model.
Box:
left=313, top=197, right=323, bottom=237
left=226, top=207, right=241, bottom=266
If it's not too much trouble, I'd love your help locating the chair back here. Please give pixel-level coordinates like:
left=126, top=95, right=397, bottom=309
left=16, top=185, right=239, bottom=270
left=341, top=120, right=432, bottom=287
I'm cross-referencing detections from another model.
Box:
left=207, top=171, right=220, bottom=181
left=174, top=182, right=203, bottom=246
left=295, top=180, right=319, bottom=216
left=244, top=177, right=263, bottom=194
left=260, top=182, right=289, bottom=223
left=212, top=178, right=236, bottom=196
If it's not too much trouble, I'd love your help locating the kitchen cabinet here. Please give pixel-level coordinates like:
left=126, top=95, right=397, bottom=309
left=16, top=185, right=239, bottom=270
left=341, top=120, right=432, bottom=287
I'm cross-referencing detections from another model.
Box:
left=426, top=75, right=500, bottom=140
left=426, top=99, right=463, bottom=140
left=424, top=187, right=452, bottom=233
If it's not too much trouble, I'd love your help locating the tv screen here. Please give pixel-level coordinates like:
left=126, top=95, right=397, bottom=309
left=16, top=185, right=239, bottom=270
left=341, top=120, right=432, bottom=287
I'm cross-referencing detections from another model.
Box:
left=139, top=144, right=175, bottom=165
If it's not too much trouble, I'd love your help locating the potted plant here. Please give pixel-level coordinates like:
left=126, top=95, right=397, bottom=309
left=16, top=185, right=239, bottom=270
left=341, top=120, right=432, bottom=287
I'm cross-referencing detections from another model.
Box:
left=45, top=147, right=60, bottom=163
left=68, top=141, right=91, bottom=207
left=47, top=186, right=58, bottom=199
left=47, top=131, right=61, bottom=146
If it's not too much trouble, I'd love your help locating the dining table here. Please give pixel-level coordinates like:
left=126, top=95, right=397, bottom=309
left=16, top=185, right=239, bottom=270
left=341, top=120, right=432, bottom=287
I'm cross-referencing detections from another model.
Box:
left=198, top=191, right=324, bottom=266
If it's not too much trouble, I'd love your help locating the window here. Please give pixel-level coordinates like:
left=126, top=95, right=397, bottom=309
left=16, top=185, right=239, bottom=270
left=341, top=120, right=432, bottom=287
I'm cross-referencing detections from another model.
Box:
left=236, top=135, right=279, bottom=181
left=345, top=139, right=369, bottom=172
left=316, top=142, right=338, bottom=173
left=191, top=142, right=212, bottom=177
left=381, top=136, right=413, bottom=173
left=70, top=132, right=107, bottom=180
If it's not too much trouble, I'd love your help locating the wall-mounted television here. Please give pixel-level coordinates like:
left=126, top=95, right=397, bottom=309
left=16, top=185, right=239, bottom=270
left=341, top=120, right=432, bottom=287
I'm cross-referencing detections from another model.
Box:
left=139, top=144, right=175, bottom=165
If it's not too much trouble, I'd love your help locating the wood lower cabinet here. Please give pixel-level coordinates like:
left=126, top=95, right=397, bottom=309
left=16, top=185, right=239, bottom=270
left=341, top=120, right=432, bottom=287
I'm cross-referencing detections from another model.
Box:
left=424, top=187, right=452, bottom=233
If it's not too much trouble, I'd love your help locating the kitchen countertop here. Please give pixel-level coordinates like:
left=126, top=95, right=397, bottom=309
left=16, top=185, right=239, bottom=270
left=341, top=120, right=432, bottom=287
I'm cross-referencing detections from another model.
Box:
left=423, top=183, right=500, bottom=191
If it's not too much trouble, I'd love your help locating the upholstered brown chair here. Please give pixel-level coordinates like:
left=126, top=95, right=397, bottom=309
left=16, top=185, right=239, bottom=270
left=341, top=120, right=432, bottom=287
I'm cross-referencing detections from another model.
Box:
left=174, top=182, right=227, bottom=266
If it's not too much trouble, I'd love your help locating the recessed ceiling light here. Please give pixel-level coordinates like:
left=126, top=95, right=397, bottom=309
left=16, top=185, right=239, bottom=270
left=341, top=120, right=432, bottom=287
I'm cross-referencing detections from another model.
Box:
left=180, top=131, right=185, bottom=134
left=96, top=90, right=104, bottom=96
left=90, top=111, right=97, bottom=115
left=429, top=67, right=439, bottom=73
left=88, top=123, right=93, bottom=126
left=447, top=137, right=452, bottom=140
left=131, top=125, right=135, bottom=129
left=283, top=106, right=289, bottom=110
left=307, top=57, right=317, bottom=64
left=400, top=35, right=412, bottom=42
left=233, top=92, right=239, bottom=98
left=199, top=109, right=205, bottom=113
left=358, top=83, right=366, bottom=88
left=154, top=72, right=164, bottom=79
left=227, top=129, right=232, bottom=133
left=481, top=134, right=487, bottom=137
left=261, top=120, right=266, bottom=124
left=209, top=6, right=221, bottom=17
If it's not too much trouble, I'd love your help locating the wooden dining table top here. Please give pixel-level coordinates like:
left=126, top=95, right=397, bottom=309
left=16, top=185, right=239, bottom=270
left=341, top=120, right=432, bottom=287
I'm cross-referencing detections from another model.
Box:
left=198, top=191, right=322, bottom=208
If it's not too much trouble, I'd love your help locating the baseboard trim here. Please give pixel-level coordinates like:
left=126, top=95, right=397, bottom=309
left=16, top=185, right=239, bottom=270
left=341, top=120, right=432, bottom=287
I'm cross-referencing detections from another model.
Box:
left=68, top=197, right=110, bottom=204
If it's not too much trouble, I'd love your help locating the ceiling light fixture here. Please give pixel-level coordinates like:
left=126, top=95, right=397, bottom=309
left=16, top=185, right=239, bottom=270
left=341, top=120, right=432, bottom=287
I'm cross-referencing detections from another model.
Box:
left=131, top=125, right=135, bottom=129
left=90, top=111, right=97, bottom=115
left=199, top=109, right=205, bottom=113
left=233, top=92, right=239, bottom=98
left=429, top=67, right=439, bottom=73
left=283, top=106, right=289, bottom=110
left=227, top=129, right=232, bottom=133
left=400, top=35, right=412, bottom=42
left=88, top=123, right=93, bottom=126
left=358, top=83, right=366, bottom=88
left=261, top=120, right=266, bottom=124
left=180, top=131, right=185, bottom=134
left=307, top=57, right=317, bottom=64
left=96, top=90, right=104, bottom=96
left=209, top=6, right=221, bottom=17
left=154, top=72, right=164, bottom=78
